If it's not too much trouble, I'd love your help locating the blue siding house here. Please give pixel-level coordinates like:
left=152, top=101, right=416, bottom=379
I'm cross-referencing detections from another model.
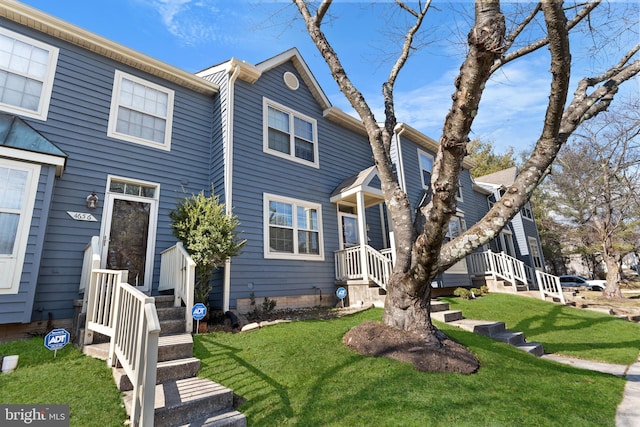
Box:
left=0, top=2, right=547, bottom=335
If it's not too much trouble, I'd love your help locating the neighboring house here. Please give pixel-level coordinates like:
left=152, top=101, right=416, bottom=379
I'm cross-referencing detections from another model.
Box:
left=474, top=167, right=547, bottom=287
left=0, top=2, right=548, bottom=334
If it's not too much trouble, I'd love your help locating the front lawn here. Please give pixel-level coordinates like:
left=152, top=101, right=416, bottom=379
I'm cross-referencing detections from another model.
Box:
left=194, top=302, right=634, bottom=426
left=2, top=293, right=638, bottom=426
left=440, top=293, right=640, bottom=365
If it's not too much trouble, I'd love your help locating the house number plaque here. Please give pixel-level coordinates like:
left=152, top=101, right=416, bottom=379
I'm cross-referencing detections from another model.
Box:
left=67, top=211, right=97, bottom=222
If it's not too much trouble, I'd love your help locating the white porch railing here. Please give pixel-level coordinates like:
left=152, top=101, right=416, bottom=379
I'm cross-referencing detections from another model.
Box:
left=467, top=251, right=529, bottom=288
left=159, top=242, right=195, bottom=332
left=111, top=282, right=160, bottom=427
left=335, top=245, right=393, bottom=290
left=80, top=236, right=100, bottom=312
left=83, top=268, right=159, bottom=427
left=536, top=270, right=565, bottom=304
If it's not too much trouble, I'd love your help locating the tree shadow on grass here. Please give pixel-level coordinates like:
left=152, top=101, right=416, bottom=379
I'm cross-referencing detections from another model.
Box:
left=193, top=336, right=294, bottom=423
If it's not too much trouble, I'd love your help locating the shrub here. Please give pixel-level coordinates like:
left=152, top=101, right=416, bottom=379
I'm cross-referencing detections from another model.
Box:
left=169, top=187, right=246, bottom=303
left=454, top=287, right=473, bottom=299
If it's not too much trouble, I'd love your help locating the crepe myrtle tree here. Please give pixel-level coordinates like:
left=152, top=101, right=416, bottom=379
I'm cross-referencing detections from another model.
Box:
left=169, top=187, right=246, bottom=304
left=293, top=0, right=640, bottom=339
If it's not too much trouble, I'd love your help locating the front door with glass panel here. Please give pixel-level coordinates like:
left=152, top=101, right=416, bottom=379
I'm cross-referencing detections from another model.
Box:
left=100, top=179, right=158, bottom=292
left=339, top=213, right=359, bottom=249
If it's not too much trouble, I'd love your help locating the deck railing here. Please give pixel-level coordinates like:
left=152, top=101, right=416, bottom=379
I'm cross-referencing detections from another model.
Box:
left=536, top=270, right=565, bottom=304
left=111, top=282, right=160, bottom=427
left=159, top=242, right=195, bottom=332
left=335, top=245, right=393, bottom=290
left=83, top=267, right=159, bottom=427
left=467, top=251, right=529, bottom=288
left=80, top=236, right=101, bottom=312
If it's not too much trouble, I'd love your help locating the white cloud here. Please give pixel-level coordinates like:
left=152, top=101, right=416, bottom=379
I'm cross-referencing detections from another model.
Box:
left=143, top=0, right=229, bottom=46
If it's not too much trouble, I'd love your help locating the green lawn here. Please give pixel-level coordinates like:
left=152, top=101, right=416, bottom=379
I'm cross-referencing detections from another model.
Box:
left=440, top=293, right=640, bottom=365
left=2, top=294, right=638, bottom=426
left=0, top=338, right=126, bottom=426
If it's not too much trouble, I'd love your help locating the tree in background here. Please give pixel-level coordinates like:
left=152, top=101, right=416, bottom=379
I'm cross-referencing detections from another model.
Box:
left=293, top=0, right=639, bottom=352
left=467, top=139, right=515, bottom=178
left=169, top=188, right=246, bottom=304
left=547, top=100, right=640, bottom=298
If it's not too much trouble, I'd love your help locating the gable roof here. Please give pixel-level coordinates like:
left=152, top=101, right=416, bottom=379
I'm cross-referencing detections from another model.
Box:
left=0, top=0, right=219, bottom=95
left=330, top=165, right=384, bottom=207
left=475, top=167, right=518, bottom=187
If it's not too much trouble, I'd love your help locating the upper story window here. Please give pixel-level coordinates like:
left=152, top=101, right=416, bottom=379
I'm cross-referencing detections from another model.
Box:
left=522, top=202, right=534, bottom=221
left=418, top=149, right=433, bottom=190
left=263, top=98, right=318, bottom=168
left=0, top=27, right=59, bottom=121
left=108, top=70, right=174, bottom=150
left=456, top=180, right=463, bottom=201
left=264, top=193, right=324, bottom=260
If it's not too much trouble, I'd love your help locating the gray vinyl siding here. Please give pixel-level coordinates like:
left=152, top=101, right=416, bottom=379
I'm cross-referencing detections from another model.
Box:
left=225, top=62, right=374, bottom=308
left=1, top=19, right=216, bottom=322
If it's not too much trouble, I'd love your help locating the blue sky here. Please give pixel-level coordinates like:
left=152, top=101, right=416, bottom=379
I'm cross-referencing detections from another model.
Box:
left=17, top=0, right=638, bottom=154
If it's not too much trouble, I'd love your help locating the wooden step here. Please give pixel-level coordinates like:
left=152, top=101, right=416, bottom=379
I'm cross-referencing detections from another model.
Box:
left=430, top=300, right=451, bottom=313
left=181, top=410, right=247, bottom=427
left=83, top=333, right=193, bottom=362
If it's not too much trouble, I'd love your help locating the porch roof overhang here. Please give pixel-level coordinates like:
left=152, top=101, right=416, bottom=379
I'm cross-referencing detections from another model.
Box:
left=330, top=165, right=385, bottom=208
left=0, top=113, right=67, bottom=176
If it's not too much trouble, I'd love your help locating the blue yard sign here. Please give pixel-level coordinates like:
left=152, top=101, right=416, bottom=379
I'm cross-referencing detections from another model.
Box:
left=336, top=287, right=347, bottom=308
left=191, top=303, right=207, bottom=320
left=44, top=329, right=70, bottom=357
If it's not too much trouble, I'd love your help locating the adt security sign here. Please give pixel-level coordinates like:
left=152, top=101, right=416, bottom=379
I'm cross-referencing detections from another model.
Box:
left=44, top=329, right=70, bottom=356
left=336, top=287, right=347, bottom=307
left=191, top=303, right=207, bottom=320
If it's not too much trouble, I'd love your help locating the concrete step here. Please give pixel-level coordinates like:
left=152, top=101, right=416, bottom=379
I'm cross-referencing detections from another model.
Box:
left=492, top=331, right=525, bottom=346
left=161, top=318, right=188, bottom=336
left=182, top=410, right=247, bottom=427
left=515, top=342, right=545, bottom=357
left=451, top=319, right=506, bottom=337
left=431, top=309, right=463, bottom=323
left=115, top=357, right=201, bottom=391
left=122, top=377, right=239, bottom=427
left=157, top=306, right=186, bottom=321
left=83, top=333, right=194, bottom=363
left=154, top=295, right=177, bottom=309
left=430, top=300, right=451, bottom=313
left=158, top=333, right=193, bottom=362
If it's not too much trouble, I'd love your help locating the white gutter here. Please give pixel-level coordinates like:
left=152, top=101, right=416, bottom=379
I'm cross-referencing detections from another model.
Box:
left=222, top=64, right=241, bottom=313
left=395, top=127, right=407, bottom=192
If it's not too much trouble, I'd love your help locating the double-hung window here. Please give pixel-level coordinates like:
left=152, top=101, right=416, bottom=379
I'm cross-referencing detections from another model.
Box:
left=263, top=98, right=318, bottom=167
left=0, top=27, right=59, bottom=120
left=418, top=149, right=433, bottom=190
left=522, top=202, right=534, bottom=221
left=108, top=70, right=174, bottom=150
left=264, top=193, right=323, bottom=260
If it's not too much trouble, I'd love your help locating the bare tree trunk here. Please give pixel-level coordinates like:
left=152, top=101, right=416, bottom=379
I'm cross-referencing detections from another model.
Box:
left=603, top=241, right=624, bottom=299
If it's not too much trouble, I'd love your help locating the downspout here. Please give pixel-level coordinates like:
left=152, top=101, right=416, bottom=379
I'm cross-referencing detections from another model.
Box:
left=223, top=63, right=241, bottom=313
left=394, top=126, right=407, bottom=192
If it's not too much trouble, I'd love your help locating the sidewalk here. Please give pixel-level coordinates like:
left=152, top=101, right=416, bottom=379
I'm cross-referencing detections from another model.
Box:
left=541, top=353, right=640, bottom=427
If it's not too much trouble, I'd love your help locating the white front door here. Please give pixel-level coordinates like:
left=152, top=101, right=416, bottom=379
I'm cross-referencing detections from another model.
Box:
left=0, top=159, right=39, bottom=294
left=100, top=178, right=158, bottom=292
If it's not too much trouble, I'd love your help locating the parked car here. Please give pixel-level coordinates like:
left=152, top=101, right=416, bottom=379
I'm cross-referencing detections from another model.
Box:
left=559, top=275, right=607, bottom=291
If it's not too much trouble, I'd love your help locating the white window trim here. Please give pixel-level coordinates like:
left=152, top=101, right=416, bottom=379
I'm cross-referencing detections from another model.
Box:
left=0, top=158, right=40, bottom=295
left=528, top=236, right=544, bottom=270
left=522, top=202, right=534, bottom=221
left=107, top=70, right=174, bottom=151
left=263, top=193, right=324, bottom=261
left=0, top=27, right=59, bottom=121
left=417, top=148, right=433, bottom=190
left=263, top=97, right=319, bottom=168
left=456, top=180, right=464, bottom=202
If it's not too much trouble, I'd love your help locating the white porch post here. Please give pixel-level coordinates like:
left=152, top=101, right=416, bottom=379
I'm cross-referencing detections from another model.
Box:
left=356, top=191, right=368, bottom=282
